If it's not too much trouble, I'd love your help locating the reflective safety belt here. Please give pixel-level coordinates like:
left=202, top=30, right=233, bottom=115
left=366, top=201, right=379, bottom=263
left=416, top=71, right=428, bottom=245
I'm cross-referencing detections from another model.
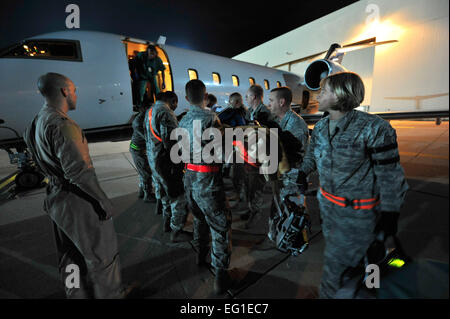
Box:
left=185, top=163, right=220, bottom=173
left=232, top=140, right=260, bottom=168
left=148, top=108, right=162, bottom=142
left=320, top=187, right=380, bottom=210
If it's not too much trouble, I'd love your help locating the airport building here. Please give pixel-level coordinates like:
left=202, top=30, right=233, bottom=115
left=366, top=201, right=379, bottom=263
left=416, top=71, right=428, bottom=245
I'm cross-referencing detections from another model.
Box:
left=233, top=0, right=449, bottom=113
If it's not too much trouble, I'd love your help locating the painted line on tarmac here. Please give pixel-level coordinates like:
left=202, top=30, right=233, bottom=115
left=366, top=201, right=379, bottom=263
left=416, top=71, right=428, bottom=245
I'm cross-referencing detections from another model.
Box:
left=0, top=246, right=59, bottom=280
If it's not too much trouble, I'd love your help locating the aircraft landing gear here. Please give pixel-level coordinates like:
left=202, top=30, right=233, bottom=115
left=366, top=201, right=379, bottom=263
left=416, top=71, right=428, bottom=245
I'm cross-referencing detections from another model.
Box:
left=15, top=168, right=45, bottom=189
left=0, top=147, right=46, bottom=201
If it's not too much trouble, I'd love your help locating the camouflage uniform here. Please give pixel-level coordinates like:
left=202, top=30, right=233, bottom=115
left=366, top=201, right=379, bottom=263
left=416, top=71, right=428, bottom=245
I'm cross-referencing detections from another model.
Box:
left=244, top=103, right=278, bottom=220
left=23, top=105, right=123, bottom=299
left=249, top=102, right=277, bottom=126
left=278, top=109, right=309, bottom=201
left=129, top=110, right=153, bottom=196
left=178, top=105, right=232, bottom=271
left=300, top=110, right=409, bottom=298
left=144, top=101, right=187, bottom=231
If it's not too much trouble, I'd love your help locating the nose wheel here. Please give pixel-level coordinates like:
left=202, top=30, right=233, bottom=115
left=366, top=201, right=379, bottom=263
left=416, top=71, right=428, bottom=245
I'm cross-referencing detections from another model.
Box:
left=15, top=169, right=45, bottom=189
left=1, top=146, right=46, bottom=201
left=0, top=168, right=45, bottom=202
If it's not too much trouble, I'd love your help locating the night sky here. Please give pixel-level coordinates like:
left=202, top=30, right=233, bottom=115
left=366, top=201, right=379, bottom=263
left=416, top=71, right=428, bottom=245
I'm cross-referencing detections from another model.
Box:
left=0, top=0, right=358, bottom=58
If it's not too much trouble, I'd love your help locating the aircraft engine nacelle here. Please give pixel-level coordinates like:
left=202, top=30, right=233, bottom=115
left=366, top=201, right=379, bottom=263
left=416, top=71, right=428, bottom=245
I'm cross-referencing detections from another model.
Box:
left=304, top=59, right=347, bottom=91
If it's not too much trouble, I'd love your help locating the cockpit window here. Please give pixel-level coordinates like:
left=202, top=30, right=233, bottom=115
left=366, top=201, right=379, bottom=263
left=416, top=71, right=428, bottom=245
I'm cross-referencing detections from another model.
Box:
left=0, top=39, right=82, bottom=61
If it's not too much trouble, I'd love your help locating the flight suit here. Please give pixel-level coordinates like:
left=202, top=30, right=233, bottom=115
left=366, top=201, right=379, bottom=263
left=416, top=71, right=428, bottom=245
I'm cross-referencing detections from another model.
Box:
left=135, top=51, right=166, bottom=106
left=299, top=110, right=409, bottom=299
left=178, top=105, right=232, bottom=271
left=243, top=103, right=278, bottom=223
left=144, top=100, right=187, bottom=231
left=23, top=105, right=123, bottom=299
left=129, top=110, right=153, bottom=198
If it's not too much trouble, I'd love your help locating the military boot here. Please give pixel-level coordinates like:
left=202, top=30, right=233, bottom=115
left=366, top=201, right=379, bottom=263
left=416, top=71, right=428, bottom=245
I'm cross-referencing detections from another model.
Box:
left=120, top=281, right=141, bottom=299
left=143, top=190, right=156, bottom=203
left=163, top=215, right=171, bottom=232
left=214, top=269, right=234, bottom=295
left=195, top=247, right=209, bottom=267
left=143, top=184, right=156, bottom=203
left=154, top=199, right=162, bottom=215
left=138, top=185, right=144, bottom=199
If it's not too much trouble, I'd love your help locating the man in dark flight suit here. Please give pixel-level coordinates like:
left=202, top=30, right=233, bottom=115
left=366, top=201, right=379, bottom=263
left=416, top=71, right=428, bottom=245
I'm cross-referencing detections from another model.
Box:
left=23, top=73, right=126, bottom=298
left=135, top=44, right=166, bottom=107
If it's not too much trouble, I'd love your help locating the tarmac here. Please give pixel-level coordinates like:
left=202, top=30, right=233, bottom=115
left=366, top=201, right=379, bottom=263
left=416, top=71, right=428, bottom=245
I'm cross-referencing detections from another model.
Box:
left=0, top=120, right=448, bottom=299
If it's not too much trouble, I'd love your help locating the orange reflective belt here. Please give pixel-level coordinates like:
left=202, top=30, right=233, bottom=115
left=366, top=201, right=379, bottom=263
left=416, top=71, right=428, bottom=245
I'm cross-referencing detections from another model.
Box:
left=185, top=163, right=220, bottom=173
left=320, top=187, right=380, bottom=210
left=148, top=108, right=162, bottom=142
left=232, top=140, right=260, bottom=168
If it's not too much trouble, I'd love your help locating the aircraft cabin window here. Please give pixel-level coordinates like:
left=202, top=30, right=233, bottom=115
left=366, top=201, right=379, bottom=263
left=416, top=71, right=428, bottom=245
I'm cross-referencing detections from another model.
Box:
left=188, top=69, right=198, bottom=80
left=277, top=81, right=282, bottom=88
left=264, top=79, right=270, bottom=90
left=249, top=77, right=255, bottom=86
left=0, top=40, right=82, bottom=61
left=232, top=75, right=239, bottom=87
left=212, top=72, right=221, bottom=85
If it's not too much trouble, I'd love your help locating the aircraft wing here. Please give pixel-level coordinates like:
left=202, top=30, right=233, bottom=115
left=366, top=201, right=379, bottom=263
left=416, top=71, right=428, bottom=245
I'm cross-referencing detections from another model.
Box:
left=300, top=110, right=450, bottom=125
left=271, top=38, right=398, bottom=69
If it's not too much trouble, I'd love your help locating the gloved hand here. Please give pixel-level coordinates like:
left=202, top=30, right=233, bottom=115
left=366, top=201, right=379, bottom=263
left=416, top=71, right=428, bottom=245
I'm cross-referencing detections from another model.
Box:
left=375, top=211, right=400, bottom=238
left=296, top=171, right=308, bottom=194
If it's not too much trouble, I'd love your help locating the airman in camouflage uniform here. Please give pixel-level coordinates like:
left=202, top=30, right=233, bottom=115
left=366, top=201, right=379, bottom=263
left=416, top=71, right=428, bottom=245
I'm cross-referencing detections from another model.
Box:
left=144, top=93, right=190, bottom=241
left=178, top=80, right=233, bottom=295
left=242, top=84, right=278, bottom=228
left=267, top=87, right=309, bottom=239
left=298, top=72, right=408, bottom=298
left=130, top=109, right=154, bottom=202
left=269, top=87, right=309, bottom=201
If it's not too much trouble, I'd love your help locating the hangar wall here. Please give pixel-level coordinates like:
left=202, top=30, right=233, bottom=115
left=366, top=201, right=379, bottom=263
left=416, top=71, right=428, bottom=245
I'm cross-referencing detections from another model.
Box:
left=233, top=0, right=449, bottom=113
